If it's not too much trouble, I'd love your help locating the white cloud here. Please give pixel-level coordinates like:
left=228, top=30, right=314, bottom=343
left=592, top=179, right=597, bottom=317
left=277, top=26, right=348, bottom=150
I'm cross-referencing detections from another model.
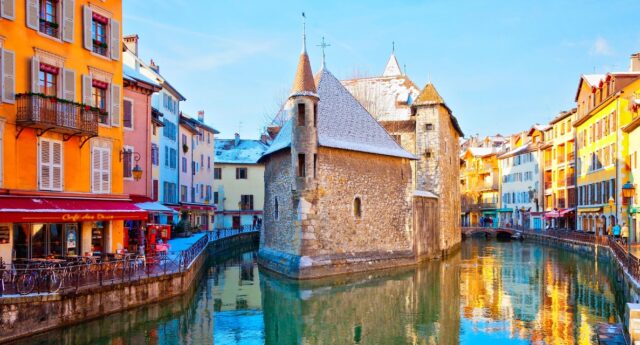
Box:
left=590, top=37, right=613, bottom=56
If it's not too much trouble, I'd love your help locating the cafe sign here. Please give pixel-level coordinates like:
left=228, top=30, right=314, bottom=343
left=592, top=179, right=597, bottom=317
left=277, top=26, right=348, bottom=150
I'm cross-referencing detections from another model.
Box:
left=62, top=213, right=117, bottom=222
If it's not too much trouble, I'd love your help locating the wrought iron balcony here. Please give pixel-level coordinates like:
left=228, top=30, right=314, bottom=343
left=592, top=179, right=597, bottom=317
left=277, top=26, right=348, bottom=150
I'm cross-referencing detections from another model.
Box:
left=16, top=93, right=101, bottom=139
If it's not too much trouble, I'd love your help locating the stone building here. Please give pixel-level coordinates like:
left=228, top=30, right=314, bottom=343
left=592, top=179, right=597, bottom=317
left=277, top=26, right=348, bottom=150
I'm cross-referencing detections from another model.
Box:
left=259, top=41, right=424, bottom=279
left=343, top=53, right=464, bottom=253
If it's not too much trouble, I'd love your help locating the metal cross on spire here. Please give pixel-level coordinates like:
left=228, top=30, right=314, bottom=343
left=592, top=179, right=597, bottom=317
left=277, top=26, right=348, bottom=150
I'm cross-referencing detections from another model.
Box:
left=392, top=41, right=395, bottom=53
left=317, top=36, right=331, bottom=69
left=302, top=12, right=307, bottom=53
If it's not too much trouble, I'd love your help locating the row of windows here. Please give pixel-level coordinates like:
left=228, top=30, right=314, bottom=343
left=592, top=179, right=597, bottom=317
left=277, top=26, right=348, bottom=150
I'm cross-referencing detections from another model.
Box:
left=164, top=146, right=177, bottom=169
left=578, top=144, right=615, bottom=173
left=37, top=138, right=111, bottom=193
left=502, top=192, right=532, bottom=204
left=163, top=182, right=177, bottom=204
left=179, top=184, right=213, bottom=203
left=213, top=167, right=248, bottom=180
left=577, top=111, right=616, bottom=148
left=162, top=93, right=179, bottom=115
left=577, top=179, right=615, bottom=206
left=163, top=120, right=177, bottom=140
left=502, top=171, right=534, bottom=183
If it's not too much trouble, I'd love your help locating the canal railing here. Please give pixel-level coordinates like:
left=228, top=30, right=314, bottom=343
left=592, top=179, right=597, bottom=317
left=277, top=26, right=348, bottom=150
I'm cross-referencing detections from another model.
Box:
left=0, top=229, right=259, bottom=297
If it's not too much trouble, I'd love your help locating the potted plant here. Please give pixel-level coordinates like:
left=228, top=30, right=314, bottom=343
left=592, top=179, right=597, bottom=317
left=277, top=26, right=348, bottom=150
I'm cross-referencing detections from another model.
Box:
left=182, top=144, right=189, bottom=153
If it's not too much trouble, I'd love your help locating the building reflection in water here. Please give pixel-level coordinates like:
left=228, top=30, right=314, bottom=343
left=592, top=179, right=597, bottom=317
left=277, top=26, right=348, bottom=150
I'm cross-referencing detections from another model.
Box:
left=260, top=251, right=462, bottom=345
left=459, top=239, right=619, bottom=345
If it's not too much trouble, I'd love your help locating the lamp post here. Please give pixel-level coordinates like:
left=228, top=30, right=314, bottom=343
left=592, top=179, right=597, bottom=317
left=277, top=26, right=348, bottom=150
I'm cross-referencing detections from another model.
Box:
left=622, top=181, right=636, bottom=254
left=120, top=150, right=143, bottom=181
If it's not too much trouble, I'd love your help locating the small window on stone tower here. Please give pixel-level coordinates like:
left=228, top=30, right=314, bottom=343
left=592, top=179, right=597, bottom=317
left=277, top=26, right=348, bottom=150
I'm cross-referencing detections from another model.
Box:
left=313, top=154, right=317, bottom=178
left=297, top=104, right=306, bottom=126
left=354, top=197, right=362, bottom=218
left=425, top=150, right=432, bottom=158
left=298, top=154, right=306, bottom=177
left=426, top=123, right=434, bottom=131
left=313, top=104, right=318, bottom=127
left=274, top=197, right=279, bottom=220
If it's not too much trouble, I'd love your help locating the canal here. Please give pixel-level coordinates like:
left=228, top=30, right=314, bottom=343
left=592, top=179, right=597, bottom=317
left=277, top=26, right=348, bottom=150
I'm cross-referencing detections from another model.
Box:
left=11, top=238, right=627, bottom=345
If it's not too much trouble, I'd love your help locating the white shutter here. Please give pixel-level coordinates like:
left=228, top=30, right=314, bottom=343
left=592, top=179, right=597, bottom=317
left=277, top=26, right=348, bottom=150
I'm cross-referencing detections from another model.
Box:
left=82, top=74, right=92, bottom=105
left=39, top=139, right=51, bottom=190
left=91, top=147, right=100, bottom=193
left=101, top=148, right=111, bottom=193
left=1, top=0, right=15, bottom=20
left=62, top=0, right=74, bottom=43
left=82, top=5, right=93, bottom=51
left=51, top=141, right=62, bottom=190
left=31, top=56, right=40, bottom=93
left=110, top=83, right=120, bottom=126
left=1, top=49, right=15, bottom=103
left=62, top=68, right=75, bottom=101
left=109, top=19, right=120, bottom=61
left=25, top=0, right=39, bottom=30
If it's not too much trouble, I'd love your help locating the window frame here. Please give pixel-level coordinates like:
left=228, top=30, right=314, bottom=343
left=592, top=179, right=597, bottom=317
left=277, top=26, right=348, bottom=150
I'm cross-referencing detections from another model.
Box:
left=123, top=98, right=134, bottom=130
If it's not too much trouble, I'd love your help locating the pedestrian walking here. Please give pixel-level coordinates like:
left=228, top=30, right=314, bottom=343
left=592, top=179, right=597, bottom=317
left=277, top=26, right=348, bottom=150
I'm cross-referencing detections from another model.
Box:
left=252, top=215, right=258, bottom=230
left=622, top=223, right=629, bottom=245
left=606, top=224, right=612, bottom=237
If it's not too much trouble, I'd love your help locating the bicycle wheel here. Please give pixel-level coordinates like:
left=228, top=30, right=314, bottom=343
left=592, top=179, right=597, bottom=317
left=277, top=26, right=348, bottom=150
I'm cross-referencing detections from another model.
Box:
left=47, top=271, right=62, bottom=293
left=16, top=273, right=35, bottom=295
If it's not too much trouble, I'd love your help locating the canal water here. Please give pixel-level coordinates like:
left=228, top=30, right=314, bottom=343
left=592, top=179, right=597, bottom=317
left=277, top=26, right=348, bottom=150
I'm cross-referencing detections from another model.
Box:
left=13, top=238, right=627, bottom=345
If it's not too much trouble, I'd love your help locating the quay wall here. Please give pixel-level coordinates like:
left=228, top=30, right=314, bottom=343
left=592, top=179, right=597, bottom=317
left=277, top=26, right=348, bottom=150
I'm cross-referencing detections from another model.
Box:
left=0, top=232, right=259, bottom=344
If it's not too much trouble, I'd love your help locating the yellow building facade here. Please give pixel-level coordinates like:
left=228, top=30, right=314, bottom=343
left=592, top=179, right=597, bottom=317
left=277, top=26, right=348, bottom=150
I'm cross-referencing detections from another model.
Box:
left=460, top=146, right=502, bottom=227
left=622, top=84, right=640, bottom=241
left=0, top=0, right=142, bottom=263
left=542, top=109, right=577, bottom=229
left=574, top=72, right=640, bottom=235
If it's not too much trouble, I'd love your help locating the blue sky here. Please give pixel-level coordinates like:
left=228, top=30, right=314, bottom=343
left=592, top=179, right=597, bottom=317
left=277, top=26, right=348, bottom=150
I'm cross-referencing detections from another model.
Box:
left=123, top=0, right=640, bottom=139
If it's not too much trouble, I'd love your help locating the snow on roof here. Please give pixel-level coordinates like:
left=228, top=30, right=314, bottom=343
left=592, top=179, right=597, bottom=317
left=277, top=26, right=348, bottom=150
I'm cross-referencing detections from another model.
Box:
left=215, top=138, right=269, bottom=164
left=583, top=74, right=605, bottom=87
left=468, top=147, right=497, bottom=157
left=261, top=68, right=416, bottom=161
left=123, top=65, right=160, bottom=87
left=341, top=74, right=420, bottom=121
left=498, top=143, right=531, bottom=159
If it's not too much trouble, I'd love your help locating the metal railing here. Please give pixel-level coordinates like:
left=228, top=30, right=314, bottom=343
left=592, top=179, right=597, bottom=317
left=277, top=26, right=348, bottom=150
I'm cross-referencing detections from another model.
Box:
left=16, top=94, right=100, bottom=136
left=0, top=228, right=259, bottom=297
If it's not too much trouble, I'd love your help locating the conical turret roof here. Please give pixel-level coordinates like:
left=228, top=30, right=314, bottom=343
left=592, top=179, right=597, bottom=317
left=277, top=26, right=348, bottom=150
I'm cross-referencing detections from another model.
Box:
left=414, top=82, right=445, bottom=105
left=290, top=51, right=317, bottom=97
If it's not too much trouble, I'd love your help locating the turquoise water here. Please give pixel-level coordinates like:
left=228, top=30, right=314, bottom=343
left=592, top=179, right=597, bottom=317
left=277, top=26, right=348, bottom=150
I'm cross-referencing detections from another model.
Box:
left=12, top=239, right=626, bottom=345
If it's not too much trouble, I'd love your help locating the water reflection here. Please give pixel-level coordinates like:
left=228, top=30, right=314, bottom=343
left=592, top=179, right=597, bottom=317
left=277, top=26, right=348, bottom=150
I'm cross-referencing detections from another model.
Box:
left=8, top=239, right=625, bottom=345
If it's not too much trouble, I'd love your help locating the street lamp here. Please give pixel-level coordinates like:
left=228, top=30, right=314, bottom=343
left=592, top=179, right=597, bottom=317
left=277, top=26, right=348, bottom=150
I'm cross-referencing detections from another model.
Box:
left=119, top=150, right=143, bottom=181
left=622, top=181, right=636, bottom=252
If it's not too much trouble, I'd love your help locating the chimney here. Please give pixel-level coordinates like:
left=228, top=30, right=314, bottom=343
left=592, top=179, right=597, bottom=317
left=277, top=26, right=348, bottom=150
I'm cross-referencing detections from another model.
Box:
left=631, top=53, right=640, bottom=72
left=149, top=59, right=160, bottom=73
left=234, top=133, right=240, bottom=147
left=267, top=125, right=281, bottom=139
left=197, top=110, right=205, bottom=123
left=123, top=34, right=139, bottom=56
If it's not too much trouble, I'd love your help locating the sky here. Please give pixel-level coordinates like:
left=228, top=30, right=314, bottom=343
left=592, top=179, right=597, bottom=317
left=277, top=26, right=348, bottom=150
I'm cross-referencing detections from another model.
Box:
left=123, top=0, right=640, bottom=140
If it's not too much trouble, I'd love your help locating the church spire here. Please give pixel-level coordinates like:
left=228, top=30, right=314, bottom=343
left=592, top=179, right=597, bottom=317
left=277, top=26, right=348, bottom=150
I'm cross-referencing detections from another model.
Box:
left=383, top=42, right=402, bottom=77
left=290, top=13, right=317, bottom=97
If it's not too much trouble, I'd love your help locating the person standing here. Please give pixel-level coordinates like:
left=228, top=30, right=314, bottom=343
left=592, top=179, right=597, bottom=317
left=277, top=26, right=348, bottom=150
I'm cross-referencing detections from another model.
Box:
left=252, top=215, right=258, bottom=230
left=622, top=223, right=629, bottom=245
left=613, top=223, right=621, bottom=240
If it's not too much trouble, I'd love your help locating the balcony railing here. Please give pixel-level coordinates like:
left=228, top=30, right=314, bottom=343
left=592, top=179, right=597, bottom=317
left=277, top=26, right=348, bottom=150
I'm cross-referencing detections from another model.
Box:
left=16, top=94, right=101, bottom=137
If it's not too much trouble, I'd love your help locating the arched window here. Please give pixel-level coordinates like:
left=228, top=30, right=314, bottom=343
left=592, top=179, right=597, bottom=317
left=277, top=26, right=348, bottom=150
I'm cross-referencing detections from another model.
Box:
left=274, top=197, right=279, bottom=220
left=354, top=197, right=362, bottom=218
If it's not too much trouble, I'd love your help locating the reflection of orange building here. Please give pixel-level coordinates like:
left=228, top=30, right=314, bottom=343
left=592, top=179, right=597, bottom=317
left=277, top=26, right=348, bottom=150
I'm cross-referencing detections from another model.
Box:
left=459, top=241, right=618, bottom=344
left=0, top=0, right=144, bottom=263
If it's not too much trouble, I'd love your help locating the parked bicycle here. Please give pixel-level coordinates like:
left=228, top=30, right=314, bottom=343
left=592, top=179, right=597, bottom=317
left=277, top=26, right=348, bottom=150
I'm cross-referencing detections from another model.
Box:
left=15, top=261, right=62, bottom=295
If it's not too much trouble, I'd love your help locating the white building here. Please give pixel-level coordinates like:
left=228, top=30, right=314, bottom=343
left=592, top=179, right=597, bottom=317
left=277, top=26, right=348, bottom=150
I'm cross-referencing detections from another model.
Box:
left=498, top=126, right=548, bottom=229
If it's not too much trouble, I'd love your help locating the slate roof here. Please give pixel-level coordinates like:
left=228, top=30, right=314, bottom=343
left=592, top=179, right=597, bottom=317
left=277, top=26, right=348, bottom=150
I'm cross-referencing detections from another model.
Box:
left=383, top=53, right=402, bottom=77
left=215, top=139, right=269, bottom=164
left=261, top=68, right=416, bottom=160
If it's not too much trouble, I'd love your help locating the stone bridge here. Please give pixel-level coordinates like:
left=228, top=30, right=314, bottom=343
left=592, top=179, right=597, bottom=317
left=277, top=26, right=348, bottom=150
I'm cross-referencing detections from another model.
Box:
left=461, top=226, right=518, bottom=238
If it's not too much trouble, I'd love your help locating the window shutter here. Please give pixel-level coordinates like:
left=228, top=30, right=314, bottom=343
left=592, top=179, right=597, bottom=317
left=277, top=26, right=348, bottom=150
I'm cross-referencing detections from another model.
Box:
left=109, top=19, right=120, bottom=61
left=51, top=141, right=62, bottom=190
left=110, top=83, right=120, bottom=126
left=39, top=140, right=51, bottom=190
left=123, top=99, right=132, bottom=128
left=82, top=74, right=92, bottom=105
left=62, top=0, right=74, bottom=43
left=62, top=68, right=75, bottom=101
left=82, top=5, right=93, bottom=51
left=31, top=56, right=40, bottom=93
left=1, top=0, right=15, bottom=20
left=101, top=148, right=110, bottom=193
left=25, top=0, right=38, bottom=30
left=1, top=49, right=15, bottom=103
left=91, top=147, right=100, bottom=192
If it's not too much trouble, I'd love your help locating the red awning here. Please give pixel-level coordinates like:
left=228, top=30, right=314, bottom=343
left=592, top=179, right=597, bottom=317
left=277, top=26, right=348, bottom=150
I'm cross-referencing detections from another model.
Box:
left=544, top=210, right=561, bottom=219
left=0, top=196, right=148, bottom=222
left=560, top=208, right=576, bottom=216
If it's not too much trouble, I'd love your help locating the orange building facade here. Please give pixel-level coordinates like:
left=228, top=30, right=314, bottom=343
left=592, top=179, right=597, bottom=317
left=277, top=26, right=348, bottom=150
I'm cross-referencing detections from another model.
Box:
left=0, top=0, right=145, bottom=263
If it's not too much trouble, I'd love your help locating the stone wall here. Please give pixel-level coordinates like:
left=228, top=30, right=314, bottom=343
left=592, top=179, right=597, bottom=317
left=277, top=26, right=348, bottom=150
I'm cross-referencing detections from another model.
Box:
left=313, top=147, right=413, bottom=254
left=262, top=149, right=298, bottom=255
left=414, top=104, right=461, bottom=253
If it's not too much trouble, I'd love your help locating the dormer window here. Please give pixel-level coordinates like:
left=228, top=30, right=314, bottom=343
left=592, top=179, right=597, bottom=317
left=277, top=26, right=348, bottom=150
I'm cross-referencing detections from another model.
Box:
left=297, top=103, right=305, bottom=126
